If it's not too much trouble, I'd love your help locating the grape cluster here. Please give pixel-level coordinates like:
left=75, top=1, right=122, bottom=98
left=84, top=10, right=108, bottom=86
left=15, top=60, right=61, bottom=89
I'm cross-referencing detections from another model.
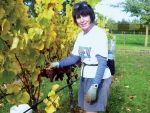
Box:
left=40, top=60, right=81, bottom=82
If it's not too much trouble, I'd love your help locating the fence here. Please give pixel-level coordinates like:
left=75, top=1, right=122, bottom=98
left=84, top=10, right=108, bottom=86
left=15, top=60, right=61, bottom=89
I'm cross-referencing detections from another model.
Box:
left=112, top=31, right=150, bottom=35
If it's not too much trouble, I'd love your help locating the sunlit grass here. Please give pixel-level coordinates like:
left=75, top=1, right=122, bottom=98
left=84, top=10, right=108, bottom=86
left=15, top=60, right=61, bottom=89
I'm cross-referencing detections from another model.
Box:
left=107, top=51, right=150, bottom=113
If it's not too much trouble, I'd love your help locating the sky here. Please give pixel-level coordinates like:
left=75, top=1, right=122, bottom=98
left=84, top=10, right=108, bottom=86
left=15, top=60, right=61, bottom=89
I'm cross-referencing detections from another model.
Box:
left=95, top=0, right=137, bottom=22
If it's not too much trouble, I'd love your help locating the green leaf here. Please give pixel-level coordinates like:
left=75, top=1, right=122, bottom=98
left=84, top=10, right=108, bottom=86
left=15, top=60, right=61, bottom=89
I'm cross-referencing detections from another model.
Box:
left=6, top=95, right=16, bottom=104
left=16, top=19, right=24, bottom=33
left=1, top=33, right=12, bottom=41
left=33, top=34, right=41, bottom=41
left=0, top=5, right=5, bottom=19
left=0, top=39, right=5, bottom=49
left=1, top=19, right=10, bottom=36
left=36, top=54, right=45, bottom=67
left=3, top=57, right=11, bottom=69
left=29, top=49, right=40, bottom=59
left=39, top=17, right=50, bottom=27
left=1, top=70, right=16, bottom=84
left=6, top=91, right=22, bottom=104
left=8, top=12, right=17, bottom=24
left=12, top=91, right=22, bottom=100
left=18, top=53, right=29, bottom=64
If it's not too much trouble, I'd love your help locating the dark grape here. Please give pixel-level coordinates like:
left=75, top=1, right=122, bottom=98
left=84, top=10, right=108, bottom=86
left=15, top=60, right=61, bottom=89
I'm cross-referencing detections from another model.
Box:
left=40, top=59, right=81, bottom=82
left=46, top=70, right=54, bottom=82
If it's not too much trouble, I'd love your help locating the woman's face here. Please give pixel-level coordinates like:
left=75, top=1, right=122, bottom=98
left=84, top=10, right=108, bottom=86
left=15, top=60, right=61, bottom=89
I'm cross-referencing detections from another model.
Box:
left=76, top=15, right=92, bottom=33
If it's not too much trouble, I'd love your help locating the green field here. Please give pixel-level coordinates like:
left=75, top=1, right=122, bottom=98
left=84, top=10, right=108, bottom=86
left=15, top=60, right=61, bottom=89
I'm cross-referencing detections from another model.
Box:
left=0, top=34, right=150, bottom=113
left=115, top=34, right=150, bottom=50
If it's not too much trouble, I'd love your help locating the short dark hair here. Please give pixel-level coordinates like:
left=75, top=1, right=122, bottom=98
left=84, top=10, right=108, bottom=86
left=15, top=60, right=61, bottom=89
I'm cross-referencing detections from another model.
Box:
left=72, top=2, right=95, bottom=25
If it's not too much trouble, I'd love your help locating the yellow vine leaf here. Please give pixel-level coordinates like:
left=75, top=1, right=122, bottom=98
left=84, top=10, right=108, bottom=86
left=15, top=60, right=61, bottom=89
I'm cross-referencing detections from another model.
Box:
left=43, top=98, right=49, bottom=104
left=10, top=37, right=19, bottom=50
left=48, top=90, right=55, bottom=97
left=66, top=4, right=72, bottom=17
left=19, top=92, right=30, bottom=104
left=36, top=0, right=42, bottom=4
left=49, top=31, right=56, bottom=42
left=18, top=39, right=24, bottom=50
left=20, top=16, right=29, bottom=26
left=6, top=84, right=14, bottom=94
left=13, top=84, right=22, bottom=94
left=66, top=4, right=71, bottom=12
left=43, top=8, right=54, bottom=19
left=57, top=0, right=64, bottom=4
left=23, top=33, right=29, bottom=44
left=0, top=5, right=5, bottom=19
left=1, top=19, right=10, bottom=36
left=46, top=101, right=52, bottom=107
left=52, top=84, right=60, bottom=91
left=42, top=0, right=49, bottom=4
left=28, top=28, right=35, bottom=40
left=32, top=81, right=39, bottom=87
left=32, top=68, right=40, bottom=81
left=38, top=42, right=44, bottom=50
left=50, top=95, right=60, bottom=108
left=60, top=44, right=65, bottom=49
left=6, top=96, right=16, bottom=104
left=55, top=4, right=63, bottom=11
left=31, top=41, right=44, bottom=50
left=45, top=102, right=56, bottom=113
left=57, top=49, right=62, bottom=58
left=49, top=24, right=54, bottom=31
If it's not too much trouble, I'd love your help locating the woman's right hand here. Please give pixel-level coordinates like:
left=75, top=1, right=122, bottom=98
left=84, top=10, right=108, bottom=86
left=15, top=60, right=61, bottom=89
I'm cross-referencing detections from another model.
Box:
left=45, top=62, right=59, bottom=70
left=45, top=62, right=52, bottom=70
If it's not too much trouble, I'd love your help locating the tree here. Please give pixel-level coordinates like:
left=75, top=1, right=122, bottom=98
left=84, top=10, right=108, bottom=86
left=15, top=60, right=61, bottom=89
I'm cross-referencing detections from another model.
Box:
left=106, top=18, right=118, bottom=34
left=129, top=19, right=140, bottom=34
left=117, top=19, right=130, bottom=33
left=118, top=0, right=150, bottom=47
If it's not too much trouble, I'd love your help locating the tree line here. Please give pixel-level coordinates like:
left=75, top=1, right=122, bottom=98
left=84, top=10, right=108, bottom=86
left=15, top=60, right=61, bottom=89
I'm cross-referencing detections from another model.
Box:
left=106, top=18, right=150, bottom=34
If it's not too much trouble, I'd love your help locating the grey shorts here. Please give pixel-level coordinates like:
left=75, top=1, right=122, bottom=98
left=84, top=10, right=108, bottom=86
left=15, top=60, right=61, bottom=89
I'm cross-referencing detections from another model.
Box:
left=78, top=76, right=112, bottom=112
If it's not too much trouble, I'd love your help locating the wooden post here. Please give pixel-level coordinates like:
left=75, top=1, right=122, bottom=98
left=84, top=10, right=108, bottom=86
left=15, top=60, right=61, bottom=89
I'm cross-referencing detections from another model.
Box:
left=124, top=31, right=126, bottom=44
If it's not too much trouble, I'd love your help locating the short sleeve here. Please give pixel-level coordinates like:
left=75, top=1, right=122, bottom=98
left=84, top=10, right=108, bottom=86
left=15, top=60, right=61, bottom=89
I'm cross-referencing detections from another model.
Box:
left=92, top=28, right=108, bottom=58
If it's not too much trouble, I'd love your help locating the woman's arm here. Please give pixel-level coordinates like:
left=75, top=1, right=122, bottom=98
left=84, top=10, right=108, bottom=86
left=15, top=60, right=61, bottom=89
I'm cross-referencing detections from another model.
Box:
left=92, top=54, right=107, bottom=85
left=59, top=54, right=80, bottom=67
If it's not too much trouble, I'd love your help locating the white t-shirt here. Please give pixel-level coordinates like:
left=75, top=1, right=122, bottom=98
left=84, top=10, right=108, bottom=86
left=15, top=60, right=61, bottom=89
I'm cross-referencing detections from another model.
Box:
left=72, top=25, right=111, bottom=79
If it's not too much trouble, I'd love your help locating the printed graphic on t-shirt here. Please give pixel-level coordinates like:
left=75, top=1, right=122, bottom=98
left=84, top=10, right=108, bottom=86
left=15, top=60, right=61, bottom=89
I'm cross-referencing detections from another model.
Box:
left=78, top=46, right=91, bottom=61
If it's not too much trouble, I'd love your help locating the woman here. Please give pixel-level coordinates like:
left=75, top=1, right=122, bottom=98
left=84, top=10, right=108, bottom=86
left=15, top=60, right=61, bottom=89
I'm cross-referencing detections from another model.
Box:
left=46, top=1, right=112, bottom=113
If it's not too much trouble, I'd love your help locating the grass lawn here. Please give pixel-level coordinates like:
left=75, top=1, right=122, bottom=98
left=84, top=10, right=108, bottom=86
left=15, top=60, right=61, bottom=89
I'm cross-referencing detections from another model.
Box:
left=115, top=34, right=150, bottom=50
left=0, top=34, right=150, bottom=113
left=107, top=51, right=150, bottom=113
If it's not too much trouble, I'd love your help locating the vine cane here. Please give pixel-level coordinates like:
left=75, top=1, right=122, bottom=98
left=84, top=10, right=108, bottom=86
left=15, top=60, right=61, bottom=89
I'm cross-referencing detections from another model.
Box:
left=67, top=78, right=76, bottom=113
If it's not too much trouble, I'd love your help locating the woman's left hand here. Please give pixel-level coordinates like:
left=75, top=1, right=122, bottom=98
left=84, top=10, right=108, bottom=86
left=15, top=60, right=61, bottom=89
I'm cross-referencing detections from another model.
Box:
left=85, top=84, right=98, bottom=103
